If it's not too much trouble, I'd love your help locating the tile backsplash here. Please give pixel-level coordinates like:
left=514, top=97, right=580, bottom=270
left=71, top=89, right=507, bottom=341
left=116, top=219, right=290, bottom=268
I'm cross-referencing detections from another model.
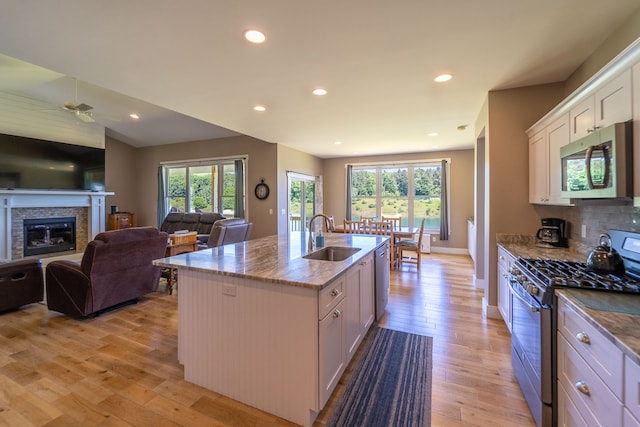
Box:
left=534, top=199, right=640, bottom=248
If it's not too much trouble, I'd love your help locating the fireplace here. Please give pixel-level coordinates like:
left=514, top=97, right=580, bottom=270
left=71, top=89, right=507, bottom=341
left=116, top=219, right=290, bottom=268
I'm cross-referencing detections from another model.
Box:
left=23, top=217, right=76, bottom=257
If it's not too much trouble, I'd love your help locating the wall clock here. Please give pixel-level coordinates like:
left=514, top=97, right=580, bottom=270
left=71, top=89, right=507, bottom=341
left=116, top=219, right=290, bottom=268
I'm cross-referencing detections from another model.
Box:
left=255, top=179, right=270, bottom=200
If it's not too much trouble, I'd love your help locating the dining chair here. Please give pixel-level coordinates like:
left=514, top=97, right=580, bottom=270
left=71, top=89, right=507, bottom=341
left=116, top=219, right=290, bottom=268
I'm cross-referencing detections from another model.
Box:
left=381, top=216, right=401, bottom=231
left=344, top=219, right=365, bottom=233
left=367, top=220, right=388, bottom=235
left=396, top=218, right=426, bottom=270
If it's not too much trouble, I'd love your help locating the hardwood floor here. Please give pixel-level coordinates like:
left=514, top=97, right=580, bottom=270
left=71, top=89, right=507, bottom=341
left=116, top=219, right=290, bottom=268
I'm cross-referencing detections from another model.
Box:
left=0, top=253, right=534, bottom=426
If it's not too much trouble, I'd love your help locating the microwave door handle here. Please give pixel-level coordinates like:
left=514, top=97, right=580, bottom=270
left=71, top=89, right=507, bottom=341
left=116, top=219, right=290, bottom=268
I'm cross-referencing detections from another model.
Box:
left=585, top=144, right=610, bottom=190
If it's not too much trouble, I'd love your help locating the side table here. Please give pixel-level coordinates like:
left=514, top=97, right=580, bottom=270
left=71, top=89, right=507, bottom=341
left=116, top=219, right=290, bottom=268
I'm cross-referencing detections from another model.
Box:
left=163, top=240, right=198, bottom=295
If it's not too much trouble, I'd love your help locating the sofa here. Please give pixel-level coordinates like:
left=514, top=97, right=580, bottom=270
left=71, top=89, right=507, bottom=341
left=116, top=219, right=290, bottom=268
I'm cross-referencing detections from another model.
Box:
left=45, top=227, right=168, bottom=317
left=206, top=218, right=253, bottom=248
left=0, top=259, right=44, bottom=312
left=160, top=212, right=225, bottom=245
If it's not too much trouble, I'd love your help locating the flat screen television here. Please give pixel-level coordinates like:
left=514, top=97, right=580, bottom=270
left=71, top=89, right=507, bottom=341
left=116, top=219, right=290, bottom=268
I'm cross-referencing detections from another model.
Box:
left=0, top=133, right=105, bottom=191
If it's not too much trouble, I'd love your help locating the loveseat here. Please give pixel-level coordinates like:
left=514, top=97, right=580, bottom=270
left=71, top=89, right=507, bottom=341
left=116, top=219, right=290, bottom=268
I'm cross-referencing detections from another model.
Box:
left=45, top=227, right=168, bottom=317
left=160, top=212, right=225, bottom=245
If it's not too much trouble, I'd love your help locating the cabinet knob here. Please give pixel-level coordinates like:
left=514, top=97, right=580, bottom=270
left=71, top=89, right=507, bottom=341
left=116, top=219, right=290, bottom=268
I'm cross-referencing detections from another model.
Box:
left=332, top=309, right=341, bottom=318
left=575, top=380, right=590, bottom=396
left=576, top=332, right=591, bottom=344
left=330, top=289, right=340, bottom=297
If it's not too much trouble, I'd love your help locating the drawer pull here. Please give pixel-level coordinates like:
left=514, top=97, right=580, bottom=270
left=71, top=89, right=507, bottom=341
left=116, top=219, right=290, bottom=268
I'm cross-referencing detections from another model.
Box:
left=575, top=381, right=590, bottom=396
left=576, top=332, right=591, bottom=344
left=330, top=289, right=340, bottom=297
left=332, top=309, right=341, bottom=318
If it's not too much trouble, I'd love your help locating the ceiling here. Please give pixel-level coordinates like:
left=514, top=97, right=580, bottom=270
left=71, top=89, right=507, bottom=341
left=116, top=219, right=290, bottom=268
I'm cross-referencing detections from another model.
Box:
left=0, top=1, right=638, bottom=159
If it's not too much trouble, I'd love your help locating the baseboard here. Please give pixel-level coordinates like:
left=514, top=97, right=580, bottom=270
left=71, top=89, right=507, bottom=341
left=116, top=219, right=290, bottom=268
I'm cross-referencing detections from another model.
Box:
left=483, top=297, right=501, bottom=319
left=474, top=277, right=485, bottom=290
left=429, top=247, right=470, bottom=256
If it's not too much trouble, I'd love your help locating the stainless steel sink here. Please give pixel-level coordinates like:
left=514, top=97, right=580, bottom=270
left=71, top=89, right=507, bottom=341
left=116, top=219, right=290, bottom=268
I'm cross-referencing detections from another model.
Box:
left=303, top=246, right=361, bottom=261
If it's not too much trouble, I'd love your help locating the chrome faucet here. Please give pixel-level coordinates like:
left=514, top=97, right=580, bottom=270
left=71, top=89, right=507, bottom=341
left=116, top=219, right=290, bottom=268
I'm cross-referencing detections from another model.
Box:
left=308, top=213, right=336, bottom=252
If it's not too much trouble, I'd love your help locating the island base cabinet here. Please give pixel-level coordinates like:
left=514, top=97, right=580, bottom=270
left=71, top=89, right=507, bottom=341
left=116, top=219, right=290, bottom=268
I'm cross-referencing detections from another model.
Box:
left=319, top=299, right=346, bottom=408
left=178, top=270, right=320, bottom=427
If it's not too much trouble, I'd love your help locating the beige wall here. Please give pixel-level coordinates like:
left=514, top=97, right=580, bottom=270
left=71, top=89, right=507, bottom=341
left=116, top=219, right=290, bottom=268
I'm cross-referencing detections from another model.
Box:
left=276, top=144, right=324, bottom=234
left=130, top=135, right=278, bottom=239
left=477, top=83, right=565, bottom=307
left=104, top=136, right=138, bottom=220
left=322, top=150, right=475, bottom=251
left=565, top=8, right=640, bottom=95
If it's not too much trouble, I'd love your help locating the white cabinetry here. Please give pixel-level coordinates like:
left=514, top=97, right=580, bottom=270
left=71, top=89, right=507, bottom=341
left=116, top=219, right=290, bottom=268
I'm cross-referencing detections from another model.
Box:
left=625, top=356, right=640, bottom=427
left=633, top=63, right=640, bottom=206
left=556, top=297, right=624, bottom=426
left=321, top=253, right=374, bottom=407
left=569, top=69, right=632, bottom=141
left=497, top=247, right=513, bottom=332
left=528, top=114, right=572, bottom=205
left=468, top=220, right=475, bottom=263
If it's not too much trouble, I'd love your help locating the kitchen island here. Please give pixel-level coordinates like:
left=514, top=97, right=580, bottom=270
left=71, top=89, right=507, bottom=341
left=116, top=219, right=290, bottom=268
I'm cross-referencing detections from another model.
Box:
left=154, top=233, right=389, bottom=426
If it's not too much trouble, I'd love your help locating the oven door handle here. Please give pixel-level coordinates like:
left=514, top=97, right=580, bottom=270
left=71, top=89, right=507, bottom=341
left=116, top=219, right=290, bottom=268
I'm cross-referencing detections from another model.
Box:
left=508, top=279, right=540, bottom=312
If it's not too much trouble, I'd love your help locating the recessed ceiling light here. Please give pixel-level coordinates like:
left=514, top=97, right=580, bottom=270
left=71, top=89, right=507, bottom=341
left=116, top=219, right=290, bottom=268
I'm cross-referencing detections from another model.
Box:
left=428, top=132, right=439, bottom=137
left=244, top=29, right=266, bottom=44
left=129, top=113, right=140, bottom=120
left=313, top=88, right=327, bottom=96
left=253, top=105, right=266, bottom=112
left=434, top=73, right=453, bottom=83
left=334, top=140, right=342, bottom=145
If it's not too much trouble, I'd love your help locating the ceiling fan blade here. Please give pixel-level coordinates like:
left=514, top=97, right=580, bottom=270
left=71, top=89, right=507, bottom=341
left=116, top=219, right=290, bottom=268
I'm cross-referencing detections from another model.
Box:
left=76, top=111, right=95, bottom=123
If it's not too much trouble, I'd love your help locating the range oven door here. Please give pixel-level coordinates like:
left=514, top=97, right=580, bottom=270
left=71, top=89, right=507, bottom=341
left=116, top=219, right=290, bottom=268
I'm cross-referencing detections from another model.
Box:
left=509, top=278, right=552, bottom=427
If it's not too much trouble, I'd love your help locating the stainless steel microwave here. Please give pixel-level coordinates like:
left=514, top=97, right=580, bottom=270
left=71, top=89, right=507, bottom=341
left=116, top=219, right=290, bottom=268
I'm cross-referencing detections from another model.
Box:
left=560, top=121, right=632, bottom=199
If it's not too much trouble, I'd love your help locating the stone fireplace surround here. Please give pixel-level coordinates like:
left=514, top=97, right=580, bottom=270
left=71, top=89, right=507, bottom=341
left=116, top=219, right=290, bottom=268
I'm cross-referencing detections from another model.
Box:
left=0, top=190, right=113, bottom=262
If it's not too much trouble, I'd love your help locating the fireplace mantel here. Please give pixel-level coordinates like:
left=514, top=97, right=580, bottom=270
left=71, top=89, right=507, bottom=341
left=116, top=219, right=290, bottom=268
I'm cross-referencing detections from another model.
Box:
left=0, top=189, right=114, bottom=261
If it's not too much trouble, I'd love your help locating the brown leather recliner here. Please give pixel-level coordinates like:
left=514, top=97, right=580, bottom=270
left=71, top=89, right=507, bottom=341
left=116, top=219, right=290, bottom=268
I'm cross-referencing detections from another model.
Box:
left=46, top=227, right=168, bottom=317
left=0, top=259, right=44, bottom=312
left=207, top=218, right=253, bottom=248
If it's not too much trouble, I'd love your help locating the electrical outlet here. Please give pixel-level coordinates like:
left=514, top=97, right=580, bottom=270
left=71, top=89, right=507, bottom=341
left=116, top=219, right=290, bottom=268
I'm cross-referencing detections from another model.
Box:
left=222, top=284, right=236, bottom=297
left=581, top=224, right=587, bottom=238
left=432, top=236, right=436, bottom=242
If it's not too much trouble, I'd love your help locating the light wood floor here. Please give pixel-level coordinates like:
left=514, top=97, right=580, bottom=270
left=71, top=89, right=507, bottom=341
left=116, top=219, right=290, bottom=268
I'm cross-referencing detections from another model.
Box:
left=0, top=253, right=534, bottom=426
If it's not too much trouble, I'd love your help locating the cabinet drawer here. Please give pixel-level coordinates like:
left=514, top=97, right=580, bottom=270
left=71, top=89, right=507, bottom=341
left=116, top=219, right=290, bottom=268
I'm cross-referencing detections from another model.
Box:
left=626, top=409, right=640, bottom=427
left=319, top=274, right=345, bottom=319
left=557, top=298, right=623, bottom=398
left=557, top=333, right=622, bottom=426
left=626, top=356, right=640, bottom=422
left=557, top=381, right=590, bottom=427
left=497, top=247, right=514, bottom=271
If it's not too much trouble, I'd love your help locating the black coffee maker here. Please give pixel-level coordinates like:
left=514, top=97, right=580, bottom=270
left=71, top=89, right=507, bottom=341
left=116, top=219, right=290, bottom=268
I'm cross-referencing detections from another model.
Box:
left=536, top=218, right=568, bottom=248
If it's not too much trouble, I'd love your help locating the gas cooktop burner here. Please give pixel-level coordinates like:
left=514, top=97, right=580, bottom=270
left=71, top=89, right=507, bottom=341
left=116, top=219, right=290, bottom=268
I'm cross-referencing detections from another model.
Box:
left=517, top=257, right=640, bottom=294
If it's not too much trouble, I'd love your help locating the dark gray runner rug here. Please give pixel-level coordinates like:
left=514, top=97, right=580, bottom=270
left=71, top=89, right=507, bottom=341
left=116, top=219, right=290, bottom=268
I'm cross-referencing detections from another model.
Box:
left=326, top=326, right=433, bottom=427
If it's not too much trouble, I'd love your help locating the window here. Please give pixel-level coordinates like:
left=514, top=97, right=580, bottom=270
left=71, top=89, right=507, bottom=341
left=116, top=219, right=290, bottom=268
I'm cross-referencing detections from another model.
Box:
left=160, top=158, right=245, bottom=218
left=349, top=162, right=445, bottom=230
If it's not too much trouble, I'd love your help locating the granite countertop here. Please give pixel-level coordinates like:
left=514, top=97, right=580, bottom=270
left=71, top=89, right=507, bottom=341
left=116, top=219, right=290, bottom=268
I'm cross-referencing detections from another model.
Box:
left=496, top=233, right=588, bottom=262
left=153, top=233, right=388, bottom=289
left=556, top=289, right=640, bottom=364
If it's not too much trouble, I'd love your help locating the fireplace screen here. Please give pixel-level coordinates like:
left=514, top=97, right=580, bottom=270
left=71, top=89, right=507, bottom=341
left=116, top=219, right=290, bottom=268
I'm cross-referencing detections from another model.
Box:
left=24, top=217, right=76, bottom=257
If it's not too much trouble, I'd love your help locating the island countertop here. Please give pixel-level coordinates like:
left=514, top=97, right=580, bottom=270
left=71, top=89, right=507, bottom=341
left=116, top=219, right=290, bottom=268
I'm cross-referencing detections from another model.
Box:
left=153, top=233, right=388, bottom=288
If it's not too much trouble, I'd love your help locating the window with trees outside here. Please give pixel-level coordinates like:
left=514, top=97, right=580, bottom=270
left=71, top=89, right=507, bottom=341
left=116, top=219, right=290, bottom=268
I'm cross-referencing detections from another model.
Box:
left=350, top=162, right=444, bottom=230
left=161, top=158, right=245, bottom=218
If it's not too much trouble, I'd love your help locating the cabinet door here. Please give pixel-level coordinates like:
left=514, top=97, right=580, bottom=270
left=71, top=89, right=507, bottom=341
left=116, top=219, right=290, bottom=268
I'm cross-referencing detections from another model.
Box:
left=529, top=129, right=547, bottom=203
left=546, top=115, right=572, bottom=205
left=319, top=299, right=345, bottom=407
left=569, top=96, right=595, bottom=141
left=595, top=68, right=632, bottom=129
left=497, top=248, right=513, bottom=332
left=359, top=255, right=374, bottom=332
left=633, top=63, right=640, bottom=206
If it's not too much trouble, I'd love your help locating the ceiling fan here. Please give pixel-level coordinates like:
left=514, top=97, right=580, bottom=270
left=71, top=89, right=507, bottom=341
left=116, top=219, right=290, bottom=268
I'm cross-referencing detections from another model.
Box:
left=61, top=78, right=95, bottom=123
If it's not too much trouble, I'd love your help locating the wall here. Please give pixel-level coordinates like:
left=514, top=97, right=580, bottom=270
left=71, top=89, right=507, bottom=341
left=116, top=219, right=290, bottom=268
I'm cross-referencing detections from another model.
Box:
left=276, top=144, right=324, bottom=235
left=477, top=83, right=565, bottom=310
left=105, top=136, right=138, bottom=219
left=565, top=8, right=640, bottom=96
left=132, top=135, right=278, bottom=239
left=322, top=149, right=475, bottom=252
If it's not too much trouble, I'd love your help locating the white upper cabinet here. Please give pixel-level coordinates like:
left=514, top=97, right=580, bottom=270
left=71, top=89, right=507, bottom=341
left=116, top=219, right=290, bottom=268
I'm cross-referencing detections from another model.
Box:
left=529, top=115, right=572, bottom=205
left=570, top=69, right=632, bottom=141
left=633, top=62, right=640, bottom=206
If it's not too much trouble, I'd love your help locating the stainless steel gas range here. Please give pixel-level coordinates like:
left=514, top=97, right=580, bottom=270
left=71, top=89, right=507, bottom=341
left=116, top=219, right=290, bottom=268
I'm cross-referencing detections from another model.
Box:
left=508, top=229, right=640, bottom=427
